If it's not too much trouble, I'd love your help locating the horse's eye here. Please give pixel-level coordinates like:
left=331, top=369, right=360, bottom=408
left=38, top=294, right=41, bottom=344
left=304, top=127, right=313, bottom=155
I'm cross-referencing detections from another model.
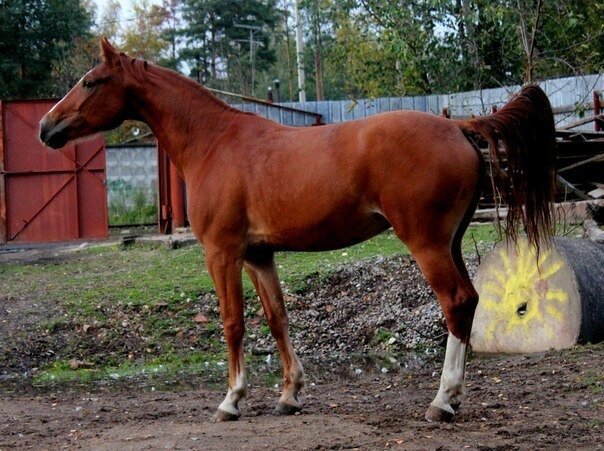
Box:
left=82, top=79, right=95, bottom=89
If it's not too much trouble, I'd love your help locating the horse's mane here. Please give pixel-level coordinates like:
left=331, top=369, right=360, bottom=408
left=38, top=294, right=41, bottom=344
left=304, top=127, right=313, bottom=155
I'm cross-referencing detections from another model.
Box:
left=116, top=53, right=249, bottom=116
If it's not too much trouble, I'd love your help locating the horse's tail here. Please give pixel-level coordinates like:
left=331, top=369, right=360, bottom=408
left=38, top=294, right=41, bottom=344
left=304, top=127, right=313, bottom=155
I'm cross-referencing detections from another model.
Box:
left=459, top=85, right=556, bottom=252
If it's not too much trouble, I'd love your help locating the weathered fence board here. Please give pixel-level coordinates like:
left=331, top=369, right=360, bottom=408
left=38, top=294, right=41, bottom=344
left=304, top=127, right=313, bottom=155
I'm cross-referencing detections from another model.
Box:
left=274, top=73, right=602, bottom=129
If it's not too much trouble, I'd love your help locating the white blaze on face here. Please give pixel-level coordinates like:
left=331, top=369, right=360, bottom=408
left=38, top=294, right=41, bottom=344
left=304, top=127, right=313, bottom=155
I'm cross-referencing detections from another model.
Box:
left=430, top=333, right=467, bottom=414
left=218, top=371, right=247, bottom=415
left=42, top=71, right=92, bottom=132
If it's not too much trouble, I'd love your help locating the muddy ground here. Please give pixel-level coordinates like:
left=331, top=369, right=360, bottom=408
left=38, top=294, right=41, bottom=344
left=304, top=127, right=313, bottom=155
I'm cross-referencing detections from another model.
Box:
left=1, top=344, right=602, bottom=450
left=1, top=244, right=602, bottom=449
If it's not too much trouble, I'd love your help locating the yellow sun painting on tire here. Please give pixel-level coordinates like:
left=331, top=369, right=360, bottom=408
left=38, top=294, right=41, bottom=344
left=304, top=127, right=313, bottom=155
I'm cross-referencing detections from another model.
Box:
left=471, top=238, right=581, bottom=353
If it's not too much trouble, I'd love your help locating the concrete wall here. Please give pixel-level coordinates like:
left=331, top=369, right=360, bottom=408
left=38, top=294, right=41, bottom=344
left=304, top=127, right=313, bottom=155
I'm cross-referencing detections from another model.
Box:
left=106, top=145, right=157, bottom=208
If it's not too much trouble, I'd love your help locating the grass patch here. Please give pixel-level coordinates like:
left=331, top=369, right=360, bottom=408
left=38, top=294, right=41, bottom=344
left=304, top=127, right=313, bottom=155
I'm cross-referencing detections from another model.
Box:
left=32, top=351, right=286, bottom=388
left=581, top=368, right=603, bottom=395
left=34, top=351, right=230, bottom=387
left=372, top=328, right=395, bottom=345
left=109, top=187, right=157, bottom=226
left=1, top=225, right=499, bottom=380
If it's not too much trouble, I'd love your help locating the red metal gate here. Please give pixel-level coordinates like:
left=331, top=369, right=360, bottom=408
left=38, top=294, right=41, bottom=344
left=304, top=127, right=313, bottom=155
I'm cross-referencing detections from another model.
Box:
left=157, top=144, right=186, bottom=234
left=0, top=100, right=108, bottom=244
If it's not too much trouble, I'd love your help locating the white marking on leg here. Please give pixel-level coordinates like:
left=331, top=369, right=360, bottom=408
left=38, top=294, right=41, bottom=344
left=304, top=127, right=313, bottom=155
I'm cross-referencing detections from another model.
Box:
left=431, top=333, right=467, bottom=414
left=218, top=371, right=247, bottom=416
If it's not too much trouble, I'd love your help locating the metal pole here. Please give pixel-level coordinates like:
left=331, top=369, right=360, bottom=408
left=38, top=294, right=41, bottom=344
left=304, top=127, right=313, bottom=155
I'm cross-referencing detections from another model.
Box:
left=234, top=23, right=262, bottom=96
left=294, top=0, right=306, bottom=102
left=594, top=91, right=601, bottom=132
left=274, top=79, right=280, bottom=103
left=250, top=28, right=254, bottom=95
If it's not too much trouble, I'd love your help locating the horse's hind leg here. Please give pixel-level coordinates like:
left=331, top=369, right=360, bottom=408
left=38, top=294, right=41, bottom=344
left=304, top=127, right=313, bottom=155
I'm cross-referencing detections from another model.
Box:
left=244, top=255, right=305, bottom=415
left=409, top=245, right=478, bottom=422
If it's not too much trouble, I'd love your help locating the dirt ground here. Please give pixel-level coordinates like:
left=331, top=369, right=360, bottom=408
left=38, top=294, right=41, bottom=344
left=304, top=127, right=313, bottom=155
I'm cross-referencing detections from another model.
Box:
left=1, top=242, right=602, bottom=449
left=1, top=343, right=602, bottom=450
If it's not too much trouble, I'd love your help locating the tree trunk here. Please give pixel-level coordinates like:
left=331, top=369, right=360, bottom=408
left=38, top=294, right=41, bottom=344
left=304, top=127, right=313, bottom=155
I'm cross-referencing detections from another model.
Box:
left=313, top=0, right=324, bottom=101
left=517, top=0, right=543, bottom=83
left=284, top=9, right=295, bottom=102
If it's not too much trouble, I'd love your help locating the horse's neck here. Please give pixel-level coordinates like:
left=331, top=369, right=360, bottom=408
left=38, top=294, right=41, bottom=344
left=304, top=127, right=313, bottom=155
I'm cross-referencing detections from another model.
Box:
left=131, top=68, right=240, bottom=173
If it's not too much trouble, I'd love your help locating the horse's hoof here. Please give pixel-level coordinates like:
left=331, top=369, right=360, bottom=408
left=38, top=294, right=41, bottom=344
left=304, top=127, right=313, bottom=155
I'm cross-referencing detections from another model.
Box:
left=425, top=405, right=454, bottom=423
left=450, top=402, right=461, bottom=413
left=274, top=402, right=302, bottom=416
left=212, top=409, right=240, bottom=422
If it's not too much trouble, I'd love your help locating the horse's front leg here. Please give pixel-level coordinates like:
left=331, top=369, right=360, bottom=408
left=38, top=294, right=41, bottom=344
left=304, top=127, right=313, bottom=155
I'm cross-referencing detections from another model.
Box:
left=244, top=255, right=305, bottom=414
left=205, top=247, right=247, bottom=421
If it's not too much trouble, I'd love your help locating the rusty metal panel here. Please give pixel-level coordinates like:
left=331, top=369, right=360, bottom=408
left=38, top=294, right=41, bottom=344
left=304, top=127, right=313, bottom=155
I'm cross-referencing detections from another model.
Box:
left=0, top=100, right=108, bottom=243
left=157, top=143, right=171, bottom=234
left=0, top=101, right=6, bottom=243
left=157, top=144, right=186, bottom=234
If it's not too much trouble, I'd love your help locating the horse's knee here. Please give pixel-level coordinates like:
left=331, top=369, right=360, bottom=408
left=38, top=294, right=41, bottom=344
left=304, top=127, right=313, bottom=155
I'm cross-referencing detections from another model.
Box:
left=223, top=318, right=245, bottom=343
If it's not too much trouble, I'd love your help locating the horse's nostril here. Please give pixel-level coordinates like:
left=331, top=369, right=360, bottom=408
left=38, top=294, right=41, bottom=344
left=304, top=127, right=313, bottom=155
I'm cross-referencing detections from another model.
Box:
left=39, top=117, right=52, bottom=143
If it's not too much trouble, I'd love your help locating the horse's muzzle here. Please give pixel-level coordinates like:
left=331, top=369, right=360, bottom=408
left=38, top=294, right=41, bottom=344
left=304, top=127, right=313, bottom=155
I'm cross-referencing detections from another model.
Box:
left=39, top=116, right=68, bottom=149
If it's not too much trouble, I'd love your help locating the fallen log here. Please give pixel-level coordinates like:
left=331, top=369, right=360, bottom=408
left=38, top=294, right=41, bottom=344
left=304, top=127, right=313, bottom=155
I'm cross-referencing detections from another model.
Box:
left=471, top=237, right=604, bottom=353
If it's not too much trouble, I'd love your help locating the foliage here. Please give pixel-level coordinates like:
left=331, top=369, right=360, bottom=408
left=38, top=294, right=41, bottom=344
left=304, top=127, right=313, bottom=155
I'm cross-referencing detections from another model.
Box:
left=298, top=0, right=603, bottom=98
left=528, top=0, right=604, bottom=79
left=0, top=0, right=94, bottom=99
left=96, top=0, right=122, bottom=41
left=1, top=0, right=603, bottom=103
left=108, top=187, right=158, bottom=226
left=51, top=36, right=101, bottom=96
left=121, top=0, right=172, bottom=61
left=180, top=0, right=279, bottom=95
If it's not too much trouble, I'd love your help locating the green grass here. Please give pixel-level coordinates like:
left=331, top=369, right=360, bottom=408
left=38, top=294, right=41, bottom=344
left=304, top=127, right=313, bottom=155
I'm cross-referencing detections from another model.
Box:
left=1, top=224, right=498, bottom=307
left=109, top=187, right=157, bottom=226
left=34, top=351, right=230, bottom=386
left=32, top=351, right=289, bottom=388
left=1, top=224, right=499, bottom=386
left=581, top=368, right=603, bottom=395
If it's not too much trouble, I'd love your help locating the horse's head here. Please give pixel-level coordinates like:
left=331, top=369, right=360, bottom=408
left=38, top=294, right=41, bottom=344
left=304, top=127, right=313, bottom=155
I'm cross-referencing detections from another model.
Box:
left=40, top=38, right=131, bottom=149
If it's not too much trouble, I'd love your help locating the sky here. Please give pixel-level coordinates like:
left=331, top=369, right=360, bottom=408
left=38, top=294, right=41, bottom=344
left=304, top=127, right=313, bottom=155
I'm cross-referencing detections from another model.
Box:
left=92, top=0, right=163, bottom=26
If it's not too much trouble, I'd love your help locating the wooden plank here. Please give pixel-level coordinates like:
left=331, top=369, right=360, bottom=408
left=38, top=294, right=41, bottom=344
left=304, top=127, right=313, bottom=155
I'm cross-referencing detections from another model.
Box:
left=557, top=175, right=591, bottom=200
left=473, top=200, right=604, bottom=223
left=556, top=129, right=604, bottom=140
left=558, top=113, right=604, bottom=130
left=558, top=153, right=604, bottom=173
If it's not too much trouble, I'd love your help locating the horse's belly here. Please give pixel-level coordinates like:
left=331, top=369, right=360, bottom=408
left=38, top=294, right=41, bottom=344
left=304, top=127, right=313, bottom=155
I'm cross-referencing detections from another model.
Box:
left=248, top=212, right=391, bottom=252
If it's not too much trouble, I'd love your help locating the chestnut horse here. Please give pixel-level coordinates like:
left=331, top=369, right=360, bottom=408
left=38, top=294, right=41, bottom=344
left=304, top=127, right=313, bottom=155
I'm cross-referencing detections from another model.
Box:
left=40, top=39, right=556, bottom=422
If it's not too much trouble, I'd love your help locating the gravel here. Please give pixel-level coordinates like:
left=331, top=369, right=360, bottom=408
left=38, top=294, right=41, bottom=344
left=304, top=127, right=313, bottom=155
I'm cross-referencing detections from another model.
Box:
left=247, top=254, right=478, bottom=359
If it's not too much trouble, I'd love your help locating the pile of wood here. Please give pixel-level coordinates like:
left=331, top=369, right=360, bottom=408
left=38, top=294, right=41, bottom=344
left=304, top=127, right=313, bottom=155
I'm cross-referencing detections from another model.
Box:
left=476, top=99, right=604, bottom=223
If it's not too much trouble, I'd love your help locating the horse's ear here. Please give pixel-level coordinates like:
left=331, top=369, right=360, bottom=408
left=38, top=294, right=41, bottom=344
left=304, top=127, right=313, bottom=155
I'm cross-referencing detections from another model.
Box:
left=100, top=37, right=119, bottom=66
